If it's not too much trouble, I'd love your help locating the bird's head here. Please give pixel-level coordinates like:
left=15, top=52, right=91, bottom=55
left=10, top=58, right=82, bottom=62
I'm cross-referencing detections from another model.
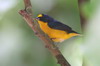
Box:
left=36, top=14, right=54, bottom=22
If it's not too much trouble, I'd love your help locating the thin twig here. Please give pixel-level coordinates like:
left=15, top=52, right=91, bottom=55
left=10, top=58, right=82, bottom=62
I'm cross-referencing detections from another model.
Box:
left=19, top=0, right=71, bottom=66
left=78, top=0, right=90, bottom=28
left=78, top=0, right=90, bottom=65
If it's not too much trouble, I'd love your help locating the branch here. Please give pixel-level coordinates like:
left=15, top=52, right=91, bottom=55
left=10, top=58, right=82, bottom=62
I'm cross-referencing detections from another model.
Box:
left=19, top=0, right=71, bottom=66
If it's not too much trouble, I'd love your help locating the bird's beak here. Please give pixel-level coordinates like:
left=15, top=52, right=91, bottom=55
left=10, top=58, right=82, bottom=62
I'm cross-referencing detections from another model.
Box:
left=36, top=17, right=39, bottom=20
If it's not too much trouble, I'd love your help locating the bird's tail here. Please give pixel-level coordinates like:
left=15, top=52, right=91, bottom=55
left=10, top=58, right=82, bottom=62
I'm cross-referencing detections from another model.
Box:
left=71, top=30, right=83, bottom=36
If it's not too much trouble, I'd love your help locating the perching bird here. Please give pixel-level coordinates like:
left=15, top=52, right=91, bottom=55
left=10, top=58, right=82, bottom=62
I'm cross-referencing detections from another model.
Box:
left=36, top=14, right=80, bottom=42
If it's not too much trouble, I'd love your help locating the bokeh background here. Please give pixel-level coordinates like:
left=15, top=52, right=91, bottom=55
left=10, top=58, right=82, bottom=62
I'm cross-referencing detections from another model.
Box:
left=0, top=0, right=100, bottom=66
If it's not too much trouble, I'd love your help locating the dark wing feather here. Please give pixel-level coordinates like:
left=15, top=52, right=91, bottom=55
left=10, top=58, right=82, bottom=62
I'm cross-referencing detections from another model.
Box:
left=48, top=21, right=77, bottom=33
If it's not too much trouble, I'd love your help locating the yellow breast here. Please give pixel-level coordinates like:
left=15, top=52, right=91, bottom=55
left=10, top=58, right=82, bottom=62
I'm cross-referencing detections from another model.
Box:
left=38, top=21, right=78, bottom=42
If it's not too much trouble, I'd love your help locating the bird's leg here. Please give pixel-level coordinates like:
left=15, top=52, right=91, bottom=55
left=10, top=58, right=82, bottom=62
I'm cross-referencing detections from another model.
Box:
left=54, top=42, right=60, bottom=48
left=51, top=38, right=60, bottom=49
left=45, top=38, right=60, bottom=49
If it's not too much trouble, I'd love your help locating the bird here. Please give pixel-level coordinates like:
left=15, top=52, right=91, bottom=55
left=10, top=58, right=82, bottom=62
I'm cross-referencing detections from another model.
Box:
left=36, top=14, right=80, bottom=42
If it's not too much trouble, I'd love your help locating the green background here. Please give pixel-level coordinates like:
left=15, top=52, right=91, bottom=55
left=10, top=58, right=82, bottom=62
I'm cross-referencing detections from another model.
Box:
left=0, top=0, right=100, bottom=66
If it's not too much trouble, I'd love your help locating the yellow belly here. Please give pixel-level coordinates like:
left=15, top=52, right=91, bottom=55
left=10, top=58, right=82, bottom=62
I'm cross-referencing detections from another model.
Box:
left=38, top=21, right=78, bottom=42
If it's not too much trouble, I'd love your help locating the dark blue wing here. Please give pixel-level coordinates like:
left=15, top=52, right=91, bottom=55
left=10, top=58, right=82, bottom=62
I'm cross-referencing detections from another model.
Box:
left=48, top=21, right=77, bottom=33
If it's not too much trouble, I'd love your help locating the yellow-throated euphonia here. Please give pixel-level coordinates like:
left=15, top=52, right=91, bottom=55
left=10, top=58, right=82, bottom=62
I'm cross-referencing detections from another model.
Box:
left=36, top=14, right=80, bottom=42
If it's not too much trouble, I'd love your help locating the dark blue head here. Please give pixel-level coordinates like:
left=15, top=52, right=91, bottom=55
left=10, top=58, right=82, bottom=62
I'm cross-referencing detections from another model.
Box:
left=36, top=14, right=54, bottom=22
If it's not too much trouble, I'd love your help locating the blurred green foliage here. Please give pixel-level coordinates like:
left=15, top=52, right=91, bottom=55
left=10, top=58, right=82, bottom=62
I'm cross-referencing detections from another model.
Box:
left=0, top=0, right=100, bottom=66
